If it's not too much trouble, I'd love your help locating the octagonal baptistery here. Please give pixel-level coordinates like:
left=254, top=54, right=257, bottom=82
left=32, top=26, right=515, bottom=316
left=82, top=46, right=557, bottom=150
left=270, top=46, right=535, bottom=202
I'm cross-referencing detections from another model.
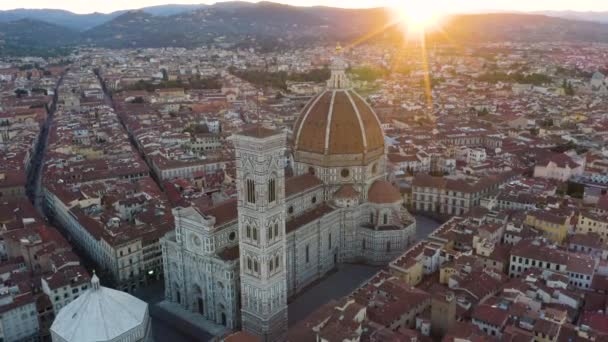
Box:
left=50, top=274, right=152, bottom=342
left=293, top=49, right=386, bottom=195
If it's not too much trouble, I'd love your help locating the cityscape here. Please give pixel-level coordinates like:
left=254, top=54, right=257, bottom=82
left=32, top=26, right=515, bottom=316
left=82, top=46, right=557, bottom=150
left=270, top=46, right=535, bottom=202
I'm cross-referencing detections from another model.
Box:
left=1, top=1, right=608, bottom=341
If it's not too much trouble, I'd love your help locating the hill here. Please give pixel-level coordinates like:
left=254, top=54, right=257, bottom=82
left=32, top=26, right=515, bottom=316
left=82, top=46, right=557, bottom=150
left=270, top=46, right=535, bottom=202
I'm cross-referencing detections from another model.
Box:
left=0, top=19, right=79, bottom=56
left=0, top=9, right=124, bottom=31
left=435, top=13, right=608, bottom=43
left=80, top=3, right=391, bottom=49
left=2, top=2, right=608, bottom=56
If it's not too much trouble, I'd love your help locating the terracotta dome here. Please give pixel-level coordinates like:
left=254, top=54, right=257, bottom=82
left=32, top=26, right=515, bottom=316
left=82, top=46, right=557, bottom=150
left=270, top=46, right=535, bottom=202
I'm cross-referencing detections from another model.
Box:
left=292, top=52, right=384, bottom=157
left=368, top=180, right=401, bottom=204
left=293, top=90, right=384, bottom=156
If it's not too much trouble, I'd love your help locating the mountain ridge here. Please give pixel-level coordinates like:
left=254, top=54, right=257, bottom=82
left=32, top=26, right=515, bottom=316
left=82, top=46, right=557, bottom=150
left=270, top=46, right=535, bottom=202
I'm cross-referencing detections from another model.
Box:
left=2, top=2, right=608, bottom=31
left=2, top=3, right=608, bottom=56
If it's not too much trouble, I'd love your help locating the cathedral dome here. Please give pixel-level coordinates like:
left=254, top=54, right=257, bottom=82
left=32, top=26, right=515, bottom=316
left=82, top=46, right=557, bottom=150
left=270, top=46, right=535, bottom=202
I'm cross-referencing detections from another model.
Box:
left=293, top=50, right=384, bottom=158
left=368, top=180, right=401, bottom=204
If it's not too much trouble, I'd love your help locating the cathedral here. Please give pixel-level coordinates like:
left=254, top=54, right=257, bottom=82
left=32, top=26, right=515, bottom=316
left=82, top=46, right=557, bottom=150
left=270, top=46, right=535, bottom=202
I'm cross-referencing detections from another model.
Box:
left=161, top=50, right=416, bottom=341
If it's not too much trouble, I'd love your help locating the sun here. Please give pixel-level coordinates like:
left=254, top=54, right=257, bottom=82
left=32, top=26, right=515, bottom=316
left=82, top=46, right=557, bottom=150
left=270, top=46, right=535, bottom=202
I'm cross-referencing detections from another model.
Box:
left=390, top=0, right=444, bottom=35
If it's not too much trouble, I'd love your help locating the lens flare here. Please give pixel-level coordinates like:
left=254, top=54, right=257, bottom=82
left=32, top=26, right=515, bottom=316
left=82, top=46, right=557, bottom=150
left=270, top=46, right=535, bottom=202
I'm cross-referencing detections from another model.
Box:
left=389, top=0, right=445, bottom=37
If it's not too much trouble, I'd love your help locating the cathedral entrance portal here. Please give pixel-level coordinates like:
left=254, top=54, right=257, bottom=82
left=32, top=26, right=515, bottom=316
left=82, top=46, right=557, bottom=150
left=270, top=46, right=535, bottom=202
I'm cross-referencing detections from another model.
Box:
left=193, top=284, right=204, bottom=315
left=173, top=282, right=181, bottom=304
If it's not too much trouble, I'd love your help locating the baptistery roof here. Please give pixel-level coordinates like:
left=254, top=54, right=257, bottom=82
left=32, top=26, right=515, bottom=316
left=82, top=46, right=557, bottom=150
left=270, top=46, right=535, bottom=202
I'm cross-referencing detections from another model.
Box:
left=50, top=274, right=149, bottom=342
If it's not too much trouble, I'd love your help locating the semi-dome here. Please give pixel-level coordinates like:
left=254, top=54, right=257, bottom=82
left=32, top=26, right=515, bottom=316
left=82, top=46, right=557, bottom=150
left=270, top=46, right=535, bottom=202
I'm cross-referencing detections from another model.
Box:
left=293, top=49, right=384, bottom=158
left=50, top=274, right=151, bottom=342
left=368, top=180, right=402, bottom=204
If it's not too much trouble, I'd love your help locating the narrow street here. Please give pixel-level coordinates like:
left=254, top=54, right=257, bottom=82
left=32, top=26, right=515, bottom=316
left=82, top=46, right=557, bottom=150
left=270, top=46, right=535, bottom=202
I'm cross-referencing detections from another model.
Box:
left=26, top=72, right=65, bottom=212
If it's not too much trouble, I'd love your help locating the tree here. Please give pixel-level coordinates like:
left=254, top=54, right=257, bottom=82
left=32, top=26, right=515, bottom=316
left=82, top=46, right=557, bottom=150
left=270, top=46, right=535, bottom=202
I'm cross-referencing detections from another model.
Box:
left=562, top=79, right=575, bottom=96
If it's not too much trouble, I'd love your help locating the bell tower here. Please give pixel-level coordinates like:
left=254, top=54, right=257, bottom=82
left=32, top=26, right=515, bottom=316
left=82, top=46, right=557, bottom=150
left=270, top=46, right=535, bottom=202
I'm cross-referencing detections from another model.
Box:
left=234, top=126, right=288, bottom=341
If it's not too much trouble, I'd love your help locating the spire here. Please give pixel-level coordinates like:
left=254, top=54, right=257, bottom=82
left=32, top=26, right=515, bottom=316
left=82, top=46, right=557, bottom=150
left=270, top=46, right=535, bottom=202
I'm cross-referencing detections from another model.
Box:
left=327, top=43, right=350, bottom=90
left=91, top=270, right=101, bottom=290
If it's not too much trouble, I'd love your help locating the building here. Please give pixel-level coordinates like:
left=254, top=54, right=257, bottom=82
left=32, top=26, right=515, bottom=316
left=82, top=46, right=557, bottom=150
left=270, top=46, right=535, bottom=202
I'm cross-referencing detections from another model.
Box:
left=411, top=173, right=515, bottom=216
left=430, top=289, right=456, bottom=338
left=0, top=170, right=27, bottom=200
left=161, top=50, right=416, bottom=340
left=50, top=273, right=152, bottom=342
left=533, top=153, right=585, bottom=182
left=524, top=210, right=574, bottom=243
left=576, top=210, right=608, bottom=242
left=471, top=304, right=509, bottom=338
left=509, top=239, right=597, bottom=290
left=0, top=289, right=39, bottom=342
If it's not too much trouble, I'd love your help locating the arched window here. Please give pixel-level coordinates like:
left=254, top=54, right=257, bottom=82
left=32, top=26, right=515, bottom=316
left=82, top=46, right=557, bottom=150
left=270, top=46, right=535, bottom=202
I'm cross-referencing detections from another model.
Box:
left=268, top=178, right=276, bottom=203
left=269, top=259, right=274, bottom=272
left=247, top=257, right=252, bottom=271
left=383, top=213, right=388, bottom=225
left=246, top=225, right=251, bottom=239
left=246, top=179, right=256, bottom=204
left=252, top=227, right=258, bottom=241
left=275, top=255, right=280, bottom=269
left=370, top=212, right=375, bottom=224
left=274, top=223, right=279, bottom=238
left=253, top=260, right=259, bottom=273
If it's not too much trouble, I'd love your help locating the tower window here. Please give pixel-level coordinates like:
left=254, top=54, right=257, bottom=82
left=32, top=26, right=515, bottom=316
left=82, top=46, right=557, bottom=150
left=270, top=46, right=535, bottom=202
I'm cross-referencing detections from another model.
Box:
left=274, top=223, right=279, bottom=238
left=254, top=260, right=259, bottom=273
left=383, top=213, right=388, bottom=225
left=370, top=213, right=374, bottom=224
left=328, top=233, right=332, bottom=249
left=387, top=241, right=391, bottom=252
left=288, top=206, right=294, bottom=214
left=311, top=196, right=317, bottom=204
left=269, top=259, right=274, bottom=272
left=305, top=245, right=310, bottom=263
left=267, top=226, right=272, bottom=240
left=246, top=179, right=256, bottom=204
left=268, top=178, right=276, bottom=203
left=246, top=226, right=251, bottom=239
left=363, top=239, right=366, bottom=250
left=275, top=255, right=280, bottom=269
left=252, top=227, right=258, bottom=241
left=247, top=257, right=252, bottom=271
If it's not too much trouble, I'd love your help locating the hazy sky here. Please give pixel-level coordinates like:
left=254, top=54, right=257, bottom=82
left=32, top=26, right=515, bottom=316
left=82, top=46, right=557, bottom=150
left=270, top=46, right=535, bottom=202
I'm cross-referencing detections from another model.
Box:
left=3, top=0, right=608, bottom=14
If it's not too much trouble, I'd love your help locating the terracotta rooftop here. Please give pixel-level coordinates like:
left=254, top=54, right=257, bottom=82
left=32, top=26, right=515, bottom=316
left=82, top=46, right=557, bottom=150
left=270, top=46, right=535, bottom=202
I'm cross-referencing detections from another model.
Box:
left=238, top=125, right=280, bottom=139
left=286, top=204, right=336, bottom=234
left=285, top=174, right=323, bottom=198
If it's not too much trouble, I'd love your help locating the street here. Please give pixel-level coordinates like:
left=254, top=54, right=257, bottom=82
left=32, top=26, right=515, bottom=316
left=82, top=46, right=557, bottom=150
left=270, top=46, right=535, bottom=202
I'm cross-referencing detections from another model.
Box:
left=134, top=281, right=212, bottom=342
left=415, top=214, right=443, bottom=241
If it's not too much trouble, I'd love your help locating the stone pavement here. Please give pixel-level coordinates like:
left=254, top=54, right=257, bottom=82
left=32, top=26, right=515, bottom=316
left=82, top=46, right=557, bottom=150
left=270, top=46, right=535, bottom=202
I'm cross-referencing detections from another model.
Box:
left=156, top=300, right=230, bottom=337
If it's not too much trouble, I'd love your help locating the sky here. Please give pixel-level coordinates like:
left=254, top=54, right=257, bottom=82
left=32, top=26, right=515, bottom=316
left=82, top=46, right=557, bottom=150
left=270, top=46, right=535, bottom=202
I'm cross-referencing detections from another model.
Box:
left=2, top=0, right=608, bottom=14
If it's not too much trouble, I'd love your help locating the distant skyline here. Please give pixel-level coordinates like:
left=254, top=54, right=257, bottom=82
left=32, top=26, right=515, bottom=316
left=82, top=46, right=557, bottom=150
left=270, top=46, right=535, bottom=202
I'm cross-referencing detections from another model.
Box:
left=2, top=0, right=608, bottom=15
